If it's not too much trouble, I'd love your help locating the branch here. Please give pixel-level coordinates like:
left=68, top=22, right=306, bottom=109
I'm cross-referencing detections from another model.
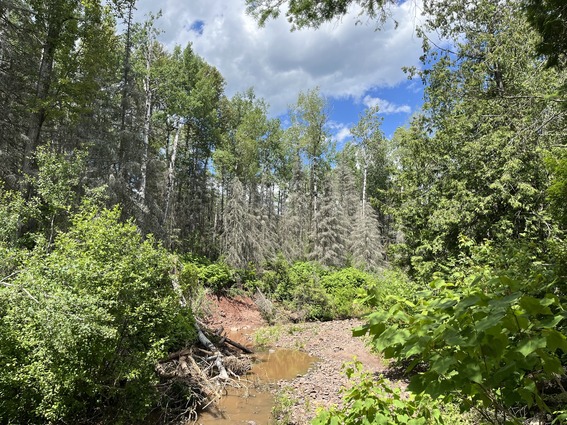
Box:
left=1, top=280, right=40, bottom=304
left=194, top=321, right=229, bottom=381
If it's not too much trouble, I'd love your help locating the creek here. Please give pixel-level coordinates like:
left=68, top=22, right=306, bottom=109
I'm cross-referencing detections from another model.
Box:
left=197, top=349, right=318, bottom=424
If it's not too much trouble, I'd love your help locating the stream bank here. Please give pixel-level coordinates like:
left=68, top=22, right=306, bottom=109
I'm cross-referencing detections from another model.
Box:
left=201, top=296, right=386, bottom=424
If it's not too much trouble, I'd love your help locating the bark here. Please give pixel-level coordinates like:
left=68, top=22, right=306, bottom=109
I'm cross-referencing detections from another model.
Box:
left=194, top=321, right=229, bottom=381
left=139, top=45, right=152, bottom=203
left=362, top=153, right=368, bottom=218
left=164, top=121, right=181, bottom=238
left=23, top=19, right=60, bottom=177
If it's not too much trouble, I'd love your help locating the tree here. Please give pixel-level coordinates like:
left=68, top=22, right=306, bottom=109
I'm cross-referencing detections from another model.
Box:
left=390, top=0, right=566, bottom=278
left=288, top=88, right=335, bottom=243
left=246, top=0, right=398, bottom=29
left=524, top=0, right=567, bottom=68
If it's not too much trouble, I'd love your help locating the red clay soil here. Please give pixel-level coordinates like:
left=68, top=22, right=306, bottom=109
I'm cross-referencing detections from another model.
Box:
left=203, top=294, right=265, bottom=348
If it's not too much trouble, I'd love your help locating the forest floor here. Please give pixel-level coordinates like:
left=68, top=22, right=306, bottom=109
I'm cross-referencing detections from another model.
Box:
left=203, top=295, right=387, bottom=424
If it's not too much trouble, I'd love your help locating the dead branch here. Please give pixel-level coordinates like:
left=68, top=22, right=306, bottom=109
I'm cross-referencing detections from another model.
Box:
left=195, top=321, right=229, bottom=381
left=223, top=335, right=254, bottom=354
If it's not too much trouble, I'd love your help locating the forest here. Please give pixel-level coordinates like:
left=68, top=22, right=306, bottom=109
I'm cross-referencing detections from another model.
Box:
left=0, top=0, right=566, bottom=423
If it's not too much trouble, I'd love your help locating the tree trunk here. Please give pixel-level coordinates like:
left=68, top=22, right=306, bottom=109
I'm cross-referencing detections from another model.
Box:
left=139, top=45, right=152, bottom=203
left=362, top=158, right=368, bottom=218
left=164, top=121, right=181, bottom=240
left=22, top=20, right=59, bottom=178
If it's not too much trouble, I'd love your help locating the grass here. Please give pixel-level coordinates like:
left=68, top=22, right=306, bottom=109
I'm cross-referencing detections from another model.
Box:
left=271, top=386, right=297, bottom=425
left=253, top=325, right=282, bottom=350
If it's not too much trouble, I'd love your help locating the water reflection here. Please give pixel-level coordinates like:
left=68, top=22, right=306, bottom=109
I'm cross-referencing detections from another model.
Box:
left=253, top=349, right=316, bottom=382
left=197, top=349, right=318, bottom=425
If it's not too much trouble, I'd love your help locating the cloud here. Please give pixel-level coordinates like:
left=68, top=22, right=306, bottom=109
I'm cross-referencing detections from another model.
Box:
left=327, top=121, right=352, bottom=143
left=134, top=0, right=426, bottom=116
left=335, top=126, right=352, bottom=144
left=362, top=95, right=412, bottom=114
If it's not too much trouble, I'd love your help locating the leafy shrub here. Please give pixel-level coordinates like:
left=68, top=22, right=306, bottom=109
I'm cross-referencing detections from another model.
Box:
left=0, top=203, right=195, bottom=424
left=321, top=267, right=376, bottom=318
left=291, top=276, right=334, bottom=321
left=355, top=276, right=567, bottom=424
left=198, top=262, right=235, bottom=295
left=272, top=261, right=332, bottom=320
left=362, top=268, right=421, bottom=313
left=260, top=255, right=293, bottom=295
left=179, top=260, right=201, bottom=296
left=275, top=261, right=326, bottom=301
left=312, top=361, right=446, bottom=425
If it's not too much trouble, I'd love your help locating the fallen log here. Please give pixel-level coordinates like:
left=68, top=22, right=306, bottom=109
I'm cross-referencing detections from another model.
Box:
left=224, top=335, right=254, bottom=354
left=195, top=322, right=229, bottom=381
left=159, top=348, right=192, bottom=363
left=195, top=319, right=254, bottom=354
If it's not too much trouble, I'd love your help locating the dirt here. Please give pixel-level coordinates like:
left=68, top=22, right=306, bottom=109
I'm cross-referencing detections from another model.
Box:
left=203, top=295, right=386, bottom=424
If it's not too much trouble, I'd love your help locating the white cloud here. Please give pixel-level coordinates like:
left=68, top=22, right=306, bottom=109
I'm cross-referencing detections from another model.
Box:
left=362, top=95, right=412, bottom=114
left=135, top=0, right=426, bottom=116
left=335, top=126, right=352, bottom=144
left=327, top=121, right=352, bottom=144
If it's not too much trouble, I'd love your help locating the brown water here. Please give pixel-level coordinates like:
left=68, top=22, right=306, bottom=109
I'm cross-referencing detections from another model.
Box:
left=197, top=349, right=317, bottom=425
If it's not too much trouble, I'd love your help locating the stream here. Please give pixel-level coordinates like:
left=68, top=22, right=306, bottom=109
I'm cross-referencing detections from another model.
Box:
left=197, top=349, right=318, bottom=424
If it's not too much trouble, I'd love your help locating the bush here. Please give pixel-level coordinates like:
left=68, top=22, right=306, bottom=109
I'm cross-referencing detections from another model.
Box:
left=275, top=261, right=326, bottom=301
left=321, top=267, right=376, bottom=318
left=362, top=268, right=421, bottom=313
left=0, top=203, right=195, bottom=424
left=313, top=361, right=446, bottom=425
left=198, top=262, right=235, bottom=295
left=355, top=275, right=567, bottom=424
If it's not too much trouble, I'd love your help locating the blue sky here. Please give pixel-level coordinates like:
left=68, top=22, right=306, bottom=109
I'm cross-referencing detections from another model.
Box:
left=135, top=0, right=428, bottom=145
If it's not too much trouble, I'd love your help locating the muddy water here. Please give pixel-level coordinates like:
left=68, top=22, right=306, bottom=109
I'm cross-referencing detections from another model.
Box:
left=197, top=349, right=317, bottom=425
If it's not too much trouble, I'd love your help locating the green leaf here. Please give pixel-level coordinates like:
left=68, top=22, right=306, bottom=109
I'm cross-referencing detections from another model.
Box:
left=430, top=355, right=457, bottom=375
left=519, top=295, right=552, bottom=316
left=545, top=329, right=567, bottom=352
left=474, top=311, right=505, bottom=333
left=353, top=325, right=369, bottom=337
left=462, top=362, right=483, bottom=384
left=517, top=337, right=547, bottom=357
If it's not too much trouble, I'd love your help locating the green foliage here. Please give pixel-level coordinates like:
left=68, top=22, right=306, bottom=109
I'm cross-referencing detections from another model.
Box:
left=273, top=261, right=324, bottom=301
left=546, top=150, right=567, bottom=229
left=524, top=0, right=567, bottom=68
left=198, top=261, right=236, bottom=295
left=272, top=386, right=297, bottom=424
left=32, top=146, right=85, bottom=213
left=258, top=260, right=377, bottom=320
left=321, top=267, right=376, bottom=318
left=362, top=268, right=422, bottom=312
left=269, top=261, right=334, bottom=320
left=0, top=203, right=195, bottom=424
left=253, top=325, right=282, bottom=349
left=312, top=361, right=446, bottom=425
left=389, top=1, right=563, bottom=281
left=259, top=255, right=293, bottom=294
left=355, top=276, right=567, bottom=423
left=246, top=0, right=395, bottom=30
left=0, top=186, right=37, bottom=276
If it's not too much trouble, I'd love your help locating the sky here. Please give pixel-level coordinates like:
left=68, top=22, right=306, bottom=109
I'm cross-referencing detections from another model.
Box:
left=134, top=0, right=428, bottom=145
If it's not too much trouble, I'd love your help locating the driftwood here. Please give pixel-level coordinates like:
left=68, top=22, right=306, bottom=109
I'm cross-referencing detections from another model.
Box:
left=160, top=267, right=254, bottom=422
left=159, top=348, right=192, bottom=363
left=195, top=321, right=229, bottom=381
